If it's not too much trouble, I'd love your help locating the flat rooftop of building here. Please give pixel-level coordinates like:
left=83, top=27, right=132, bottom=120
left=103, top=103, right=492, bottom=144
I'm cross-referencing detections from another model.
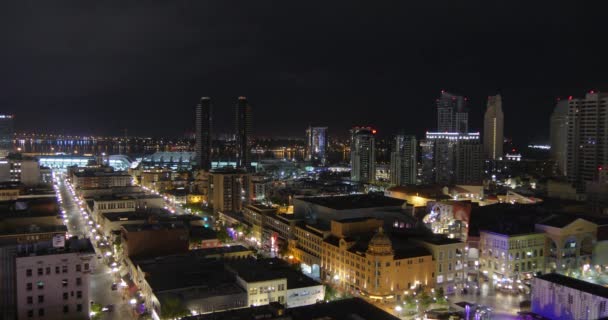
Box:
left=190, top=245, right=252, bottom=256
left=392, top=228, right=463, bottom=245
left=102, top=211, right=151, bottom=222
left=228, top=258, right=321, bottom=288
left=297, top=194, right=405, bottom=210
left=536, top=273, right=608, bottom=299
left=73, top=170, right=130, bottom=177
left=386, top=185, right=452, bottom=200
left=121, top=222, right=186, bottom=232
left=16, top=236, right=95, bottom=258
left=245, top=203, right=276, bottom=211
left=0, top=198, right=60, bottom=219
left=92, top=194, right=136, bottom=201
left=135, top=256, right=236, bottom=293
left=210, top=167, right=248, bottom=174
left=0, top=224, right=67, bottom=238
left=184, top=298, right=399, bottom=320
left=190, top=226, right=218, bottom=240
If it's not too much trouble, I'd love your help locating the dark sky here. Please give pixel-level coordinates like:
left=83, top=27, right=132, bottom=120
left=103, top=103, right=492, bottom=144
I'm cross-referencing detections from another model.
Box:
left=1, top=1, right=607, bottom=143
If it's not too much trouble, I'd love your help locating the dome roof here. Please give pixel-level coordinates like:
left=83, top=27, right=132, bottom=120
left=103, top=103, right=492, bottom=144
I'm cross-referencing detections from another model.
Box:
left=367, top=227, right=393, bottom=255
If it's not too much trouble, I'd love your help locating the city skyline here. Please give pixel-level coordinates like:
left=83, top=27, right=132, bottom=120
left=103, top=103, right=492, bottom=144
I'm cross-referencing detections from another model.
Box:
left=2, top=2, right=607, bottom=143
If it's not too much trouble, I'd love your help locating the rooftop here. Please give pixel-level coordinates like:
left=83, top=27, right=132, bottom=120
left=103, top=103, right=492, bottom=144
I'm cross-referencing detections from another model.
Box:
left=184, top=298, right=399, bottom=320
left=297, top=194, right=405, bottom=210
left=536, top=273, right=608, bottom=299
left=122, top=222, right=186, bottom=232
left=386, top=185, right=452, bottom=200
left=102, top=211, right=151, bottom=222
left=16, top=236, right=95, bottom=258
left=136, top=256, right=235, bottom=292
left=228, top=258, right=321, bottom=289
left=536, top=214, right=586, bottom=228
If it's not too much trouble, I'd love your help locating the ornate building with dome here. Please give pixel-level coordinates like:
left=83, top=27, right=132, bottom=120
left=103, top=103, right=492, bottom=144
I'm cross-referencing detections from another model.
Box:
left=321, top=220, right=435, bottom=301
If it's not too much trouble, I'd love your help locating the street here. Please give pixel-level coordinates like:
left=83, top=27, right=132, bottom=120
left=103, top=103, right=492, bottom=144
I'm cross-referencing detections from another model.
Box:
left=54, top=172, right=135, bottom=320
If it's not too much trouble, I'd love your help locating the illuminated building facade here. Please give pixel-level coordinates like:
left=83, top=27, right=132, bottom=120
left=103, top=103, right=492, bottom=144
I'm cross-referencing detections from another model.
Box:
left=195, top=97, right=212, bottom=170
left=565, top=92, right=608, bottom=190
left=322, top=226, right=434, bottom=301
left=390, top=134, right=417, bottom=186
left=409, top=236, right=465, bottom=294
left=479, top=230, right=546, bottom=288
left=350, top=127, right=376, bottom=183
left=550, top=99, right=569, bottom=176
left=305, top=126, right=328, bottom=165
left=535, top=216, right=596, bottom=273
left=235, top=97, right=253, bottom=170
left=483, top=94, right=504, bottom=160
left=532, top=273, right=608, bottom=320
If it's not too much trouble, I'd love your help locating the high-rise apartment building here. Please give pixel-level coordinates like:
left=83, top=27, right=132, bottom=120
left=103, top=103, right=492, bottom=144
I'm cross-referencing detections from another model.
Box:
left=209, top=167, right=251, bottom=213
left=305, top=126, right=328, bottom=165
left=422, top=132, right=483, bottom=185
left=483, top=94, right=504, bottom=160
left=195, top=97, right=212, bottom=170
left=350, top=127, right=376, bottom=183
left=437, top=91, right=468, bottom=133
left=235, top=97, right=253, bottom=170
left=0, top=115, right=14, bottom=158
left=565, top=92, right=608, bottom=190
left=550, top=100, right=569, bottom=176
left=455, top=139, right=484, bottom=185
left=390, top=134, right=417, bottom=185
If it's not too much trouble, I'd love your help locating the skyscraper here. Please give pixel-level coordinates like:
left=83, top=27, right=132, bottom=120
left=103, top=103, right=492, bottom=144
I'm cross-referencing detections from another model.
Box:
left=550, top=99, right=569, bottom=176
left=421, top=132, right=483, bottom=185
left=350, top=127, right=376, bottom=183
left=390, top=134, right=417, bottom=185
left=0, top=115, right=14, bottom=158
left=305, top=126, right=328, bottom=165
left=235, top=96, right=253, bottom=170
left=483, top=94, right=504, bottom=160
left=437, top=91, right=468, bottom=133
left=195, top=97, right=212, bottom=170
left=566, top=92, right=608, bottom=189
left=455, top=139, right=484, bottom=185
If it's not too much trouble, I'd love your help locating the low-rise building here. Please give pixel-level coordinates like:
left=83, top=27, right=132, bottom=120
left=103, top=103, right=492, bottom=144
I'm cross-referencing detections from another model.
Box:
left=531, top=273, right=608, bottom=320
left=409, top=235, right=465, bottom=294
left=535, top=215, right=596, bottom=272
left=133, top=256, right=247, bottom=320
left=227, top=258, right=324, bottom=308
left=121, top=222, right=189, bottom=259
left=72, top=169, right=131, bottom=189
left=323, top=226, right=434, bottom=301
left=15, top=236, right=95, bottom=320
left=479, top=229, right=545, bottom=289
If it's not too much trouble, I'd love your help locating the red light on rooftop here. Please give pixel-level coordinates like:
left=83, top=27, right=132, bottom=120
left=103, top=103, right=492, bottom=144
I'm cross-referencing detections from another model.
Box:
left=372, top=129, right=377, bottom=135
left=511, top=148, right=516, bottom=152
left=568, top=96, right=573, bottom=100
left=590, top=90, right=595, bottom=94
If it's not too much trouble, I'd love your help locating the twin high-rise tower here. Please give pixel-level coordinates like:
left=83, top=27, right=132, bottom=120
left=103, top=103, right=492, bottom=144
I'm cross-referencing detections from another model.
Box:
left=194, top=96, right=253, bottom=171
left=195, top=97, right=212, bottom=170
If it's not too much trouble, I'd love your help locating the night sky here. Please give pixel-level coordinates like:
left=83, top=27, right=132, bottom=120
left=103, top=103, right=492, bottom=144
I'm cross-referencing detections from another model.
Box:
left=2, top=1, right=607, bottom=143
